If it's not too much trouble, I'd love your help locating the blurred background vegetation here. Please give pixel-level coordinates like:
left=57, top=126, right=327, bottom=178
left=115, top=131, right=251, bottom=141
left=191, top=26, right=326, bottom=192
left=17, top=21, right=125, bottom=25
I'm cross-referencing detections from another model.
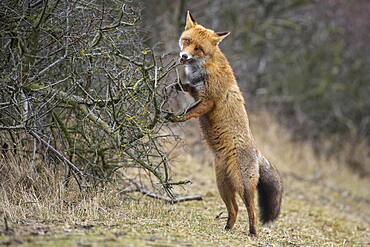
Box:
left=1, top=0, right=369, bottom=192
left=143, top=0, right=370, bottom=176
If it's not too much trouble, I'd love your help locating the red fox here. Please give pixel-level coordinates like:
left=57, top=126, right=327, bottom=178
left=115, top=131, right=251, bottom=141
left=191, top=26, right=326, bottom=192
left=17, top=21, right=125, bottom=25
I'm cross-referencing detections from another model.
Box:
left=167, top=11, right=283, bottom=237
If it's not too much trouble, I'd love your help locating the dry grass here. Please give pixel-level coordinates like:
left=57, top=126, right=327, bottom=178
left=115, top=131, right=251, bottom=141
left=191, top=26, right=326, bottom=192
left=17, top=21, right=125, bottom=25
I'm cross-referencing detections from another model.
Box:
left=1, top=111, right=369, bottom=246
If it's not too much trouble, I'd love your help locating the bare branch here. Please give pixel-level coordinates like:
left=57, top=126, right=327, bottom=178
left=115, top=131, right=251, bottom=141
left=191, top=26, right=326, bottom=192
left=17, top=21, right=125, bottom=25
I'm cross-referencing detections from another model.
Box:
left=122, top=187, right=203, bottom=204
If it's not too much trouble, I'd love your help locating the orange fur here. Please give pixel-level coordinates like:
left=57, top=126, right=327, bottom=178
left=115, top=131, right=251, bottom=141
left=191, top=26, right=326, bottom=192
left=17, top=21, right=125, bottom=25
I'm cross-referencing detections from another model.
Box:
left=169, top=11, right=283, bottom=237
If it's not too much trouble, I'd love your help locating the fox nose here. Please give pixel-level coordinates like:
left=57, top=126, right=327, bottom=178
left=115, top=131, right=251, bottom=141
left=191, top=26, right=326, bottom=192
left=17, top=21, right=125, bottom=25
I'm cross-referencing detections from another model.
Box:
left=179, top=52, right=190, bottom=64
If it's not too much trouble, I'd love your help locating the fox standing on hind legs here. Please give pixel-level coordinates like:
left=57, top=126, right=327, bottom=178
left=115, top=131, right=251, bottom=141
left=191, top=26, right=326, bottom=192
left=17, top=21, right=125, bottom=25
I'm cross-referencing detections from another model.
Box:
left=167, top=11, right=283, bottom=236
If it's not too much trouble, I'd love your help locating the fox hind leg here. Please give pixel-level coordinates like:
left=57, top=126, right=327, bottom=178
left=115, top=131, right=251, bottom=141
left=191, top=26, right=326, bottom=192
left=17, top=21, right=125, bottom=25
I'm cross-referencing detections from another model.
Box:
left=242, top=184, right=258, bottom=236
left=217, top=179, right=238, bottom=230
left=215, top=159, right=238, bottom=230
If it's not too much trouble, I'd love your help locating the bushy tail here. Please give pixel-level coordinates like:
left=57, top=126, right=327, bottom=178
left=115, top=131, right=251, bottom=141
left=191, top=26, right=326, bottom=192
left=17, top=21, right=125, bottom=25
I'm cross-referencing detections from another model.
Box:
left=257, top=157, right=283, bottom=224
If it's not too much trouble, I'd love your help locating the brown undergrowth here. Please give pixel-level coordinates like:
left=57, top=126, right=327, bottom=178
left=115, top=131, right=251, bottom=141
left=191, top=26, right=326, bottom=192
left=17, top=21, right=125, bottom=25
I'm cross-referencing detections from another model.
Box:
left=0, top=111, right=369, bottom=246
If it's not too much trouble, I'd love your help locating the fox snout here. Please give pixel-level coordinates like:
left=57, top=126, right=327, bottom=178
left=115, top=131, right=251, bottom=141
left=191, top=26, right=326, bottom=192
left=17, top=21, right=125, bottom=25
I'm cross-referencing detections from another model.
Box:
left=179, top=52, right=193, bottom=64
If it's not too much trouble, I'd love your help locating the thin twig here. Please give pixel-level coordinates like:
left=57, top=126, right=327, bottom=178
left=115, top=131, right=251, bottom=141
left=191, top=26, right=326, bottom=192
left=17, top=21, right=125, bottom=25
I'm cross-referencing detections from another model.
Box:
left=28, top=129, right=83, bottom=176
left=123, top=187, right=203, bottom=204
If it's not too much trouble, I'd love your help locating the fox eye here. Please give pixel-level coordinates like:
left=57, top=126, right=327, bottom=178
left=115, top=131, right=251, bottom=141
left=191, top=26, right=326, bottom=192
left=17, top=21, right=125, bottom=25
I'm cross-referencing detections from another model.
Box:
left=194, top=46, right=203, bottom=53
left=183, top=39, right=190, bottom=46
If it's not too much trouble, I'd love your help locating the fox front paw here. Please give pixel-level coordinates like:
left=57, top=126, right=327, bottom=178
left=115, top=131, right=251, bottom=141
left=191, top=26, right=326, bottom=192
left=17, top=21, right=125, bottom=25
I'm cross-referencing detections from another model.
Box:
left=174, top=83, right=183, bottom=91
left=173, top=82, right=190, bottom=92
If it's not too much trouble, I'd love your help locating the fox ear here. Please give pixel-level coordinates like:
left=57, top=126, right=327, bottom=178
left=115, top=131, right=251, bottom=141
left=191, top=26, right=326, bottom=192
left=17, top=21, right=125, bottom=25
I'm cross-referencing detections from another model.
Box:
left=212, top=31, right=230, bottom=45
left=185, top=11, right=196, bottom=30
left=216, top=31, right=230, bottom=42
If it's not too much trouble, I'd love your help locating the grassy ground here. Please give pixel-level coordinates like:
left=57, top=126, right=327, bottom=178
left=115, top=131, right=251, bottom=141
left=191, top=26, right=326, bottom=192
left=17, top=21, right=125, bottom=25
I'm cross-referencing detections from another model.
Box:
left=1, top=112, right=369, bottom=246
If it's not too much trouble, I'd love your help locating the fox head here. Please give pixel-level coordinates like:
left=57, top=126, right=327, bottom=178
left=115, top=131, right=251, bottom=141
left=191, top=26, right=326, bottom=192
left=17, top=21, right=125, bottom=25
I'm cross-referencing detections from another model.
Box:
left=179, top=11, right=230, bottom=64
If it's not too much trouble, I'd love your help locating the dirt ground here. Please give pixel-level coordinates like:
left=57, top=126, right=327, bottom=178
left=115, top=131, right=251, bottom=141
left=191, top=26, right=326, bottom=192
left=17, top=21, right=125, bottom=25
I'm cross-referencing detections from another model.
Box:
left=1, top=113, right=369, bottom=246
